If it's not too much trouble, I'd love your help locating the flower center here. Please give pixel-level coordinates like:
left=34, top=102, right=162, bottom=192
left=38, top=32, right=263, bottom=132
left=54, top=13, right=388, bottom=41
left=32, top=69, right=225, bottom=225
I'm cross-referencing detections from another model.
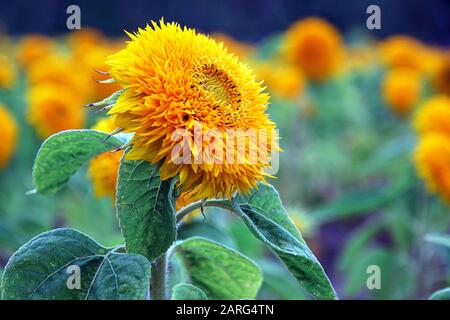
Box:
left=196, top=64, right=241, bottom=107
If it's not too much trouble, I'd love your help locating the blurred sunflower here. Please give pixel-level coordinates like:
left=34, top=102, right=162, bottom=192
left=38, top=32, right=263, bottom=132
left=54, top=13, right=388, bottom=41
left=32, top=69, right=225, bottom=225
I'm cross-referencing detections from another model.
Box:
left=74, top=44, right=123, bottom=100
left=285, top=17, right=344, bottom=81
left=414, top=134, right=450, bottom=202
left=0, top=104, right=18, bottom=168
left=378, top=35, right=427, bottom=72
left=414, top=95, right=450, bottom=136
left=382, top=68, right=422, bottom=115
left=433, top=54, right=450, bottom=96
left=104, top=20, right=278, bottom=202
left=255, top=61, right=305, bottom=99
left=27, top=84, right=85, bottom=138
left=0, top=54, right=16, bottom=88
left=88, top=117, right=123, bottom=203
left=211, top=33, right=256, bottom=60
left=16, top=34, right=54, bottom=69
left=27, top=54, right=92, bottom=101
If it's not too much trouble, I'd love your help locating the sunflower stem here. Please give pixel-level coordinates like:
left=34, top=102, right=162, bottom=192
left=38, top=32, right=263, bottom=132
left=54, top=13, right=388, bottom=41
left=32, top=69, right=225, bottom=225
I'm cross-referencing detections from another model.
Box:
left=150, top=253, right=168, bottom=300
left=175, top=199, right=234, bottom=223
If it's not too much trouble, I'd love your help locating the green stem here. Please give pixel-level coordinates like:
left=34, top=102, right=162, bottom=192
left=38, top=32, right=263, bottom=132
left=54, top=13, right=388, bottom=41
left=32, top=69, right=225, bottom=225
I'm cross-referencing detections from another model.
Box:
left=175, top=199, right=234, bottom=223
left=150, top=253, right=168, bottom=300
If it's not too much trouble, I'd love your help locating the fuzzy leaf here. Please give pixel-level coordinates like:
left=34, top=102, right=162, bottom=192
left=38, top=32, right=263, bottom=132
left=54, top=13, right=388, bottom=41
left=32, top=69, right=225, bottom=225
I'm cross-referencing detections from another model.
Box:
left=171, top=283, right=208, bottom=300
left=1, top=228, right=150, bottom=300
left=175, top=237, right=262, bottom=300
left=32, top=130, right=123, bottom=195
left=116, top=158, right=177, bottom=262
left=234, top=183, right=337, bottom=300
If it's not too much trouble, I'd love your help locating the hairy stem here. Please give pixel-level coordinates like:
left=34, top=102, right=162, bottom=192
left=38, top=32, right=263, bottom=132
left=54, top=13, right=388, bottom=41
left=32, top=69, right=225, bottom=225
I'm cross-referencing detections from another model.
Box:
left=150, top=252, right=168, bottom=300
left=175, top=199, right=234, bottom=223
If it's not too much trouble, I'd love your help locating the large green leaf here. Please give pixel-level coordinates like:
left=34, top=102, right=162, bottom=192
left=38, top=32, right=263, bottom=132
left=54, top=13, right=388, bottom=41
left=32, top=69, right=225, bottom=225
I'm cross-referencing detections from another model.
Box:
left=116, top=158, right=177, bottom=262
left=175, top=237, right=262, bottom=300
left=32, top=130, right=123, bottom=195
left=171, top=283, right=208, bottom=300
left=429, top=288, right=450, bottom=300
left=1, top=228, right=150, bottom=300
left=234, top=183, right=337, bottom=300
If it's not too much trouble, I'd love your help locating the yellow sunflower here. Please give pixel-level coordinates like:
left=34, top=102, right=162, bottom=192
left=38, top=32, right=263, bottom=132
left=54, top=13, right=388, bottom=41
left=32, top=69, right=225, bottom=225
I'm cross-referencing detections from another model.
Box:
left=16, top=34, right=54, bottom=69
left=414, top=95, right=450, bottom=136
left=104, top=20, right=278, bottom=202
left=382, top=68, right=422, bottom=115
left=211, top=33, right=256, bottom=60
left=254, top=61, right=305, bottom=99
left=0, top=54, right=16, bottom=89
left=27, top=84, right=85, bottom=138
left=88, top=117, right=123, bottom=202
left=27, top=54, right=92, bottom=102
left=414, top=134, right=450, bottom=202
left=378, top=35, right=426, bottom=72
left=433, top=54, right=450, bottom=96
left=0, top=104, right=18, bottom=168
left=285, top=17, right=344, bottom=81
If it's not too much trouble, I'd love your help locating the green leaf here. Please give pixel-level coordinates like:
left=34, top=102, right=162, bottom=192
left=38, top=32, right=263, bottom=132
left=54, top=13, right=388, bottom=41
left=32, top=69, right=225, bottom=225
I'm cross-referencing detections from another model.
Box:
left=429, top=288, right=450, bottom=300
left=1, top=228, right=150, bottom=300
left=425, top=234, right=450, bottom=249
left=171, top=283, right=208, bottom=300
left=32, top=130, right=123, bottom=195
left=116, top=158, right=177, bottom=262
left=234, top=183, right=337, bottom=300
left=175, top=237, right=262, bottom=300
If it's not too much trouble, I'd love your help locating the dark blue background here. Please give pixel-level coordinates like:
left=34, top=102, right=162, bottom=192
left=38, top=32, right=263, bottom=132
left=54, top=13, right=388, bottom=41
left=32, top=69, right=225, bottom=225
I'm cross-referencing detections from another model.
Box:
left=0, top=0, right=449, bottom=45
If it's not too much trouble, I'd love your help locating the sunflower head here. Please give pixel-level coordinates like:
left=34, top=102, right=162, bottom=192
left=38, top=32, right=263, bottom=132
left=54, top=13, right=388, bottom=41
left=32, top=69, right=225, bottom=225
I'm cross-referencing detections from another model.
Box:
left=414, top=95, right=450, bottom=136
left=254, top=61, right=305, bottom=99
left=433, top=54, right=450, bottom=96
left=27, top=84, right=85, bottom=139
left=378, top=35, right=426, bottom=72
left=382, top=68, right=422, bottom=115
left=27, top=54, right=92, bottom=101
left=0, top=104, right=18, bottom=168
left=0, top=54, right=16, bottom=89
left=285, top=17, right=343, bottom=81
left=88, top=117, right=123, bottom=203
left=16, top=34, right=54, bottom=69
left=211, top=33, right=256, bottom=60
left=104, top=20, right=278, bottom=202
left=414, top=134, right=450, bottom=203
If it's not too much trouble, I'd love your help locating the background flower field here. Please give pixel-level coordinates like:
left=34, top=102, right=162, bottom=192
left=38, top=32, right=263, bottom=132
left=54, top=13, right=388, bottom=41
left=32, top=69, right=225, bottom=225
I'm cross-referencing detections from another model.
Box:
left=0, top=0, right=450, bottom=300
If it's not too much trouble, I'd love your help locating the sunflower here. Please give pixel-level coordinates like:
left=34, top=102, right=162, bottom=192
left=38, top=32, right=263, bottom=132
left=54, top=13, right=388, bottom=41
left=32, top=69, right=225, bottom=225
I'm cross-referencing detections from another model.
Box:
left=211, top=33, right=256, bottom=60
left=285, top=17, right=344, bottom=81
left=16, top=34, right=54, bottom=69
left=27, top=54, right=92, bottom=102
left=254, top=61, right=305, bottom=99
left=378, top=36, right=427, bottom=72
left=0, top=54, right=16, bottom=89
left=88, top=117, right=123, bottom=203
left=0, top=104, right=18, bottom=168
left=27, top=84, right=85, bottom=138
left=414, top=134, right=450, bottom=202
left=433, top=54, right=450, bottom=96
left=104, top=20, right=278, bottom=202
left=382, top=68, right=422, bottom=115
left=414, top=95, right=450, bottom=136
